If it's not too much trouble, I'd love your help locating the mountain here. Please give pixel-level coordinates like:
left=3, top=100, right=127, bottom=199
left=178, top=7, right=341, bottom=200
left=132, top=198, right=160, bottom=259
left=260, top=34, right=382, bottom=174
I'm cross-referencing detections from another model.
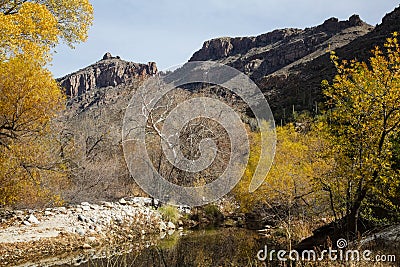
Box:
left=189, top=6, right=400, bottom=121
left=57, top=54, right=158, bottom=203
left=56, top=5, right=400, bottom=202
left=57, top=53, right=157, bottom=114
left=189, top=15, right=373, bottom=120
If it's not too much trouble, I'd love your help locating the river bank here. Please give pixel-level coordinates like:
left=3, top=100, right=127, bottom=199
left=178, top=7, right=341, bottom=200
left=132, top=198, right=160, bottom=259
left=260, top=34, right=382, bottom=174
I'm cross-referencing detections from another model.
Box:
left=0, top=198, right=176, bottom=266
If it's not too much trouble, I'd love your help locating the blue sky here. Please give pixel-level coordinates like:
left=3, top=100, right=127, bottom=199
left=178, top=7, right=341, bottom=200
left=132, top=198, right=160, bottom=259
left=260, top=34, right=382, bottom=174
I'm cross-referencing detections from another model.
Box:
left=49, top=0, right=398, bottom=78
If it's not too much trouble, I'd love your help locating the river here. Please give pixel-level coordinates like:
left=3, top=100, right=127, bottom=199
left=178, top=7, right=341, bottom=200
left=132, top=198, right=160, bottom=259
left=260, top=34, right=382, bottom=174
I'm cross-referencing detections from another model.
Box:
left=52, top=228, right=273, bottom=267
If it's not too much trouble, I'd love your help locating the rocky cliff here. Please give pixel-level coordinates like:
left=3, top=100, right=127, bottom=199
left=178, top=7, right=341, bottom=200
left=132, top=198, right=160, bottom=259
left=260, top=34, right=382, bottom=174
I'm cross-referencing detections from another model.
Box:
left=190, top=15, right=372, bottom=81
left=258, top=5, right=400, bottom=120
left=189, top=6, right=400, bottom=121
left=58, top=53, right=157, bottom=99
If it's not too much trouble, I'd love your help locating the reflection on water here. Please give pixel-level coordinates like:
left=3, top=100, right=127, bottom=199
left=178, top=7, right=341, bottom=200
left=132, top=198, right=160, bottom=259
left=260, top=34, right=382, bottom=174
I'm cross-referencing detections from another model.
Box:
left=57, top=228, right=272, bottom=267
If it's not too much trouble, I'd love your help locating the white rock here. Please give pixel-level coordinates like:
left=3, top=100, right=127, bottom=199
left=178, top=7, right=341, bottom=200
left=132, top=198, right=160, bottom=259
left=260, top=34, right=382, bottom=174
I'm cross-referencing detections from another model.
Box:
left=57, top=207, right=67, bottom=214
left=82, top=205, right=91, bottom=211
left=76, top=227, right=85, bottom=236
left=44, top=211, right=53, bottom=216
left=81, top=202, right=90, bottom=206
left=27, top=214, right=39, bottom=224
left=119, top=198, right=127, bottom=205
left=160, top=232, right=167, bottom=239
left=23, top=221, right=32, bottom=226
left=159, top=221, right=167, bottom=232
left=78, top=214, right=87, bottom=222
left=103, top=202, right=113, bottom=208
left=81, top=243, right=92, bottom=249
left=15, top=210, right=24, bottom=216
left=167, top=221, right=176, bottom=229
left=167, top=229, right=175, bottom=235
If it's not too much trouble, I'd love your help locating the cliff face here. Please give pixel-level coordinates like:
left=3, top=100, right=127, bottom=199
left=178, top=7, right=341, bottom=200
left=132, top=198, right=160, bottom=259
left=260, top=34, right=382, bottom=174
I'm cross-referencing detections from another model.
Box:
left=190, top=15, right=372, bottom=81
left=188, top=6, right=400, bottom=120
left=257, top=5, right=400, bottom=120
left=58, top=53, right=157, bottom=99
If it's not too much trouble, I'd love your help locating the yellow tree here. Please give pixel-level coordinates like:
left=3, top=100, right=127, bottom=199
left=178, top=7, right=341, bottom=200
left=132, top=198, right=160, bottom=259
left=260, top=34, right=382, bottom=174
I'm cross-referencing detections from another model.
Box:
left=0, top=0, right=93, bottom=206
left=234, top=124, right=331, bottom=213
left=322, top=33, right=400, bottom=234
left=0, top=0, right=93, bottom=48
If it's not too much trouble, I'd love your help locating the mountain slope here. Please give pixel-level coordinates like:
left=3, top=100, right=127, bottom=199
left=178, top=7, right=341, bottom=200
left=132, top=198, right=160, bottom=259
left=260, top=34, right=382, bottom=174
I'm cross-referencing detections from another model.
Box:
left=188, top=6, right=400, bottom=121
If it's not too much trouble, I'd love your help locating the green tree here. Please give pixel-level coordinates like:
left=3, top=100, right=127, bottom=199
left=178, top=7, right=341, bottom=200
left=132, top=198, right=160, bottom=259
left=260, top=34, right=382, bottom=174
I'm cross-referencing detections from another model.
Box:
left=322, top=33, right=400, bottom=234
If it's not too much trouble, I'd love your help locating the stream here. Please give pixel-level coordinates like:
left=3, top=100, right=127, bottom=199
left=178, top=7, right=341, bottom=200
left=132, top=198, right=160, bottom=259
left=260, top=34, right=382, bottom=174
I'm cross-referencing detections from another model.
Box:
left=52, top=228, right=273, bottom=267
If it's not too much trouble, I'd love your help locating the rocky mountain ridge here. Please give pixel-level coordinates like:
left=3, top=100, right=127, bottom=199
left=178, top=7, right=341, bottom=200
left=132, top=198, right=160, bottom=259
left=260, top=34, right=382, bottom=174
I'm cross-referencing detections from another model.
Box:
left=189, top=15, right=372, bottom=80
left=58, top=52, right=157, bottom=100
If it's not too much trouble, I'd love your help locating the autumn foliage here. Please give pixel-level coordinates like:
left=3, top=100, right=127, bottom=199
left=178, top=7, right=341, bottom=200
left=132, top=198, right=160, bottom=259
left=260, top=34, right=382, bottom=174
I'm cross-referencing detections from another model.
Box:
left=0, top=0, right=93, bottom=207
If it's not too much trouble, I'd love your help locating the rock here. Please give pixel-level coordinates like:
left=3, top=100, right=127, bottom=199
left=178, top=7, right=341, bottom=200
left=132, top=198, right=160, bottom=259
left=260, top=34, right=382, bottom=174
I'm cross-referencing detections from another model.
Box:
left=76, top=208, right=83, bottom=213
left=159, top=221, right=167, bottom=232
left=160, top=232, right=167, bottom=239
left=27, top=214, right=39, bottom=224
left=23, top=221, right=32, bottom=226
left=82, top=205, right=91, bottom=211
left=141, top=229, right=146, bottom=235
left=103, top=202, right=113, bottom=208
left=78, top=214, right=87, bottom=222
left=14, top=210, right=24, bottom=216
left=57, top=56, right=158, bottom=99
left=76, top=227, right=86, bottom=236
left=167, top=229, right=175, bottom=235
left=167, top=221, right=176, bottom=230
left=81, top=202, right=90, bottom=206
left=57, top=207, right=67, bottom=214
left=130, top=197, right=153, bottom=206
left=44, top=211, right=52, bottom=216
left=102, top=52, right=113, bottom=60
left=81, top=243, right=92, bottom=249
left=88, top=236, right=96, bottom=242
left=119, top=198, right=127, bottom=205
left=113, top=215, right=123, bottom=224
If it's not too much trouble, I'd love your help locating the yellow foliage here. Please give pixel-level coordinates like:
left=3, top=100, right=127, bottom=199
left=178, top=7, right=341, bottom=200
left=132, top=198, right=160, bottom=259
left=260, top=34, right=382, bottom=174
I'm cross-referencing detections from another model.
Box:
left=0, top=0, right=93, bottom=62
left=234, top=124, right=332, bottom=212
left=0, top=56, right=67, bottom=206
left=322, top=33, right=400, bottom=220
left=0, top=0, right=93, bottom=207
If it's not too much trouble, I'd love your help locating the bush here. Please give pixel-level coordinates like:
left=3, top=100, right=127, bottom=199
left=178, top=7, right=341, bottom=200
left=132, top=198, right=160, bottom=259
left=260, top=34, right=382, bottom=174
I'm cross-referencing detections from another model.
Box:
left=158, top=205, right=180, bottom=223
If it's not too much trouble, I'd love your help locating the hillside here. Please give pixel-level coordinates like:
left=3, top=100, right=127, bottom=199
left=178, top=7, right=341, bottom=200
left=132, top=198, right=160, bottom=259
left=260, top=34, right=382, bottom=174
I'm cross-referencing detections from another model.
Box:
left=57, top=6, right=400, bottom=202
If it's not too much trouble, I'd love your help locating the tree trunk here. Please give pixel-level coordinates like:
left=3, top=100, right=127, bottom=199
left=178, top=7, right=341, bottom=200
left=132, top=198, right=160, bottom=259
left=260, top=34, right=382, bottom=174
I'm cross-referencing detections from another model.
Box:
left=347, top=188, right=367, bottom=236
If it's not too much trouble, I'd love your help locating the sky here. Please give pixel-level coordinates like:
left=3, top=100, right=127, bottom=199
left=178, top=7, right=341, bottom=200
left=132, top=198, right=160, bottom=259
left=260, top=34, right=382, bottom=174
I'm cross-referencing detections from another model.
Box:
left=49, top=0, right=399, bottom=78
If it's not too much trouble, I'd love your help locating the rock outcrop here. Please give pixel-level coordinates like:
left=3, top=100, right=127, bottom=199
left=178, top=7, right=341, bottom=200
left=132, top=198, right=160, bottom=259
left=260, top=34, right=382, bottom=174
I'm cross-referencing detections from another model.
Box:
left=190, top=15, right=372, bottom=81
left=58, top=53, right=157, bottom=99
left=257, top=5, right=400, bottom=120
left=188, top=7, right=400, bottom=120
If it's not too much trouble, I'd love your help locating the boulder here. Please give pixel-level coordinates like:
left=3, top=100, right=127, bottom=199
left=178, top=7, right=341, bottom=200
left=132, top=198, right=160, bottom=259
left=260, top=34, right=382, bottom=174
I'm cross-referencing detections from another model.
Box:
left=27, top=214, right=39, bottom=224
left=167, top=221, right=176, bottom=230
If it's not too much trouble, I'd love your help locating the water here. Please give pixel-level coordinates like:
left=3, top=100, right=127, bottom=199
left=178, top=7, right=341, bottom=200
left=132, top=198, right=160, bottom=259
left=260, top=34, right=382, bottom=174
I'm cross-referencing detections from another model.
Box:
left=55, top=228, right=273, bottom=267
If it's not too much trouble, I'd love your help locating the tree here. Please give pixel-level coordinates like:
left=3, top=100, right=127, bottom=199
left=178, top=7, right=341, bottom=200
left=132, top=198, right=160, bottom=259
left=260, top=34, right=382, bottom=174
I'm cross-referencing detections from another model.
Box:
left=0, top=0, right=93, bottom=206
left=322, top=33, right=400, bottom=234
left=233, top=123, right=331, bottom=214
left=0, top=0, right=93, bottom=47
